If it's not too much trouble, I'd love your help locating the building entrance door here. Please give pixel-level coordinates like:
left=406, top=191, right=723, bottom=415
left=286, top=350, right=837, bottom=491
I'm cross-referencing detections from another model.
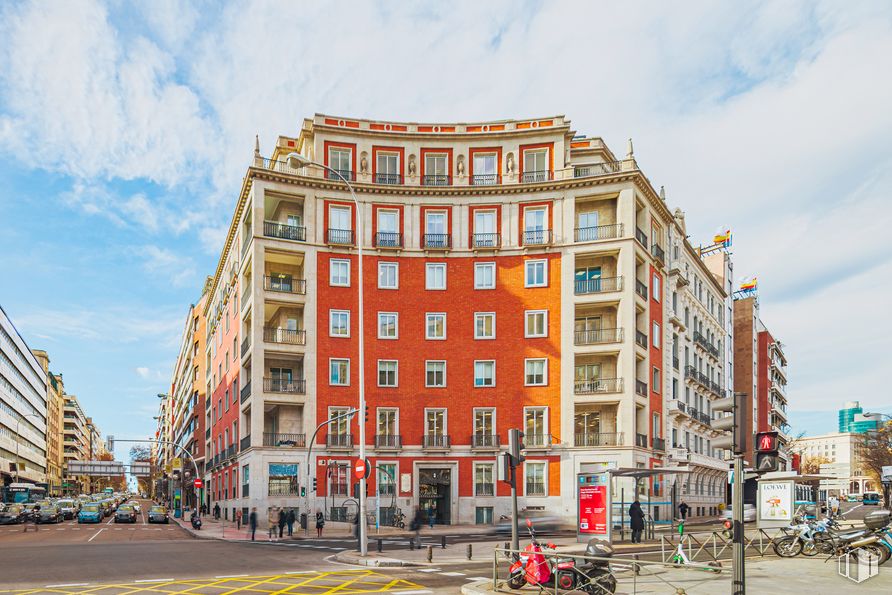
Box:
left=419, top=468, right=451, bottom=525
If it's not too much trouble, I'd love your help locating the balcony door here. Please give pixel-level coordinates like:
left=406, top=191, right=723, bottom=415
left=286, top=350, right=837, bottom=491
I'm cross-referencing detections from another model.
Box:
left=426, top=211, right=446, bottom=235
left=575, top=363, right=602, bottom=392
left=574, top=266, right=602, bottom=292
left=574, top=316, right=602, bottom=343
left=523, top=149, right=548, bottom=177
left=377, top=409, right=397, bottom=436
left=473, top=153, right=497, bottom=176
left=524, top=208, right=546, bottom=243
left=425, top=154, right=448, bottom=183
left=474, top=210, right=496, bottom=246
left=377, top=209, right=399, bottom=247
left=330, top=206, right=351, bottom=233
left=329, top=148, right=351, bottom=177
left=270, top=367, right=293, bottom=392
left=524, top=408, right=546, bottom=444
left=574, top=410, right=601, bottom=445
left=473, top=409, right=495, bottom=446
left=376, top=152, right=399, bottom=183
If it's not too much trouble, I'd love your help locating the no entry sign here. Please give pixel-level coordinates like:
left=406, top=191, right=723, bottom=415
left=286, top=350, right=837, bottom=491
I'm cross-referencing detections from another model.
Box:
left=193, top=478, right=203, bottom=489
left=354, top=458, right=369, bottom=480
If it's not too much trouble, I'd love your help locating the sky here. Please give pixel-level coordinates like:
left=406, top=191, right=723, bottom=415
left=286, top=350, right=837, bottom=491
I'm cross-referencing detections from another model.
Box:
left=1, top=0, right=891, bottom=457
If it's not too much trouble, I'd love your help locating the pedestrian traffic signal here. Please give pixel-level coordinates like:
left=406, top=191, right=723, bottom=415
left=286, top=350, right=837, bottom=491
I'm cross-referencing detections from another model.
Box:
left=755, top=431, right=780, bottom=473
left=712, top=392, right=748, bottom=456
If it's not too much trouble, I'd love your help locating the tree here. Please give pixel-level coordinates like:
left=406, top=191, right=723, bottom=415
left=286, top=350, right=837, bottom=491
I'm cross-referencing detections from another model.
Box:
left=859, top=422, right=892, bottom=507
left=129, top=445, right=152, bottom=462
left=799, top=455, right=832, bottom=475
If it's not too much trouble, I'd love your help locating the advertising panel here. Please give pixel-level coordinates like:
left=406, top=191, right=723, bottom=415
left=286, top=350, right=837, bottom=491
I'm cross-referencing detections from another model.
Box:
left=577, top=472, right=610, bottom=542
left=757, top=480, right=794, bottom=528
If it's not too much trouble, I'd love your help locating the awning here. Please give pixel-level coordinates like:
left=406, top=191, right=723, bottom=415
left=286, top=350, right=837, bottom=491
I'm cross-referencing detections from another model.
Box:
left=607, top=467, right=695, bottom=479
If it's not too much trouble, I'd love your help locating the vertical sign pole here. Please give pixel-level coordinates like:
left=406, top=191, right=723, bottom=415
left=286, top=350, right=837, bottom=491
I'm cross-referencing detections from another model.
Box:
left=510, top=460, right=519, bottom=553
left=732, top=454, right=745, bottom=595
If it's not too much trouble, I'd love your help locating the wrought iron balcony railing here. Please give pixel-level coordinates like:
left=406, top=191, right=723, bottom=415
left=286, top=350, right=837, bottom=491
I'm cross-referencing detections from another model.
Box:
left=263, top=433, right=306, bottom=447
left=574, top=432, right=622, bottom=447
left=471, top=434, right=500, bottom=449
left=326, top=169, right=355, bottom=182
left=264, top=276, right=306, bottom=294
left=471, top=173, right=500, bottom=186
left=263, top=220, right=306, bottom=242
left=263, top=377, right=306, bottom=394
left=472, top=233, right=500, bottom=249
left=326, top=434, right=353, bottom=448
left=373, top=172, right=402, bottom=185
left=263, top=327, right=307, bottom=345
left=574, top=223, right=622, bottom=242
left=423, top=233, right=451, bottom=249
left=574, top=276, right=623, bottom=295
left=326, top=228, right=354, bottom=245
left=374, top=434, right=402, bottom=449
left=573, top=161, right=622, bottom=178
left=422, top=174, right=451, bottom=186
left=635, top=227, right=648, bottom=248
left=574, top=327, right=623, bottom=345
left=375, top=232, right=403, bottom=248
left=521, top=170, right=553, bottom=183
left=422, top=434, right=451, bottom=449
left=522, top=229, right=553, bottom=246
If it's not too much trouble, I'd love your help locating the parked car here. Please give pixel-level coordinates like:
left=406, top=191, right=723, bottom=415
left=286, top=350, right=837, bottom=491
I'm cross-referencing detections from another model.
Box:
left=0, top=504, right=27, bottom=525
left=56, top=499, right=79, bottom=520
left=863, top=492, right=881, bottom=505
left=721, top=503, right=756, bottom=523
left=847, top=494, right=860, bottom=502
left=147, top=505, right=169, bottom=524
left=114, top=504, right=138, bottom=523
left=35, top=503, right=63, bottom=524
left=78, top=504, right=103, bottom=524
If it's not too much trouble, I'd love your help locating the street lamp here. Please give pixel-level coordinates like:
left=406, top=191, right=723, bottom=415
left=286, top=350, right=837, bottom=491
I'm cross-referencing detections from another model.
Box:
left=286, top=151, right=369, bottom=556
left=13, top=412, right=44, bottom=484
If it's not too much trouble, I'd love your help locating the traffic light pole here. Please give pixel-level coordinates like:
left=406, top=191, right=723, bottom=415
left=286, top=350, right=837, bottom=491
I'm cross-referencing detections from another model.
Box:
left=510, top=462, right=519, bottom=552
left=732, top=453, right=745, bottom=595
left=304, top=408, right=358, bottom=536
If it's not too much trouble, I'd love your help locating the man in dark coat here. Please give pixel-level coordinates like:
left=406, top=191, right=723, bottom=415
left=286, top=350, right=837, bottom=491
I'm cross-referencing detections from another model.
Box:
left=629, top=500, right=645, bottom=543
left=249, top=507, right=258, bottom=541
left=678, top=500, right=690, bottom=521
left=285, top=509, right=295, bottom=537
left=278, top=508, right=286, bottom=538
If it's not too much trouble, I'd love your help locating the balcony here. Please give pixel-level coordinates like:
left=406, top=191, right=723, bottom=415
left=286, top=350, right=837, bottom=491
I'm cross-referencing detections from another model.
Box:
left=693, top=331, right=720, bottom=359
left=635, top=227, right=648, bottom=248
left=423, top=434, right=451, bottom=450
left=668, top=399, right=688, bottom=417
left=241, top=337, right=250, bottom=357
left=263, top=327, right=307, bottom=345
left=423, top=233, right=451, bottom=250
left=521, top=170, right=553, bottom=183
left=669, top=447, right=691, bottom=463
left=422, top=174, right=451, bottom=186
left=471, top=434, right=500, bottom=449
left=524, top=434, right=552, bottom=449
left=326, top=228, right=354, bottom=246
left=574, top=223, right=622, bottom=243
left=574, top=378, right=623, bottom=395
left=651, top=243, right=665, bottom=265
left=264, top=276, right=306, bottom=294
left=635, top=330, right=648, bottom=349
left=522, top=229, right=553, bottom=246
left=242, top=484, right=249, bottom=498
left=240, top=435, right=251, bottom=451
left=374, top=434, right=402, bottom=450
left=263, top=377, right=306, bottom=394
left=673, top=356, right=680, bottom=370
left=574, top=327, right=623, bottom=346
left=263, top=433, right=306, bottom=447
left=226, top=444, right=236, bottom=459
left=475, top=483, right=495, bottom=497
left=573, top=161, right=621, bottom=178
left=574, top=432, right=622, bottom=447
left=472, top=233, right=501, bottom=249
left=375, top=232, right=403, bottom=249
left=471, top=174, right=500, bottom=186
left=264, top=220, right=306, bottom=242
left=635, top=379, right=648, bottom=397
left=373, top=172, right=403, bottom=185
left=635, top=433, right=648, bottom=448
left=652, top=437, right=666, bottom=451
left=635, top=279, right=648, bottom=299
left=240, top=380, right=251, bottom=403
left=326, top=434, right=353, bottom=449
left=574, top=276, right=623, bottom=295
left=326, top=169, right=355, bottom=182
left=525, top=482, right=546, bottom=497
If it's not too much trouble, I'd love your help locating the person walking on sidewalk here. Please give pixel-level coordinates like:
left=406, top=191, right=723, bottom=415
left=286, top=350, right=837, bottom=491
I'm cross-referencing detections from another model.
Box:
left=23, top=504, right=40, bottom=532
left=213, top=502, right=220, bottom=520
left=411, top=506, right=423, bottom=543
left=268, top=508, right=278, bottom=541
left=315, top=510, right=325, bottom=538
left=285, top=509, right=295, bottom=537
left=428, top=507, right=436, bottom=529
left=629, top=500, right=645, bottom=543
left=678, top=500, right=690, bottom=521
left=236, top=508, right=242, bottom=530
left=249, top=508, right=257, bottom=541
left=277, top=508, right=286, bottom=538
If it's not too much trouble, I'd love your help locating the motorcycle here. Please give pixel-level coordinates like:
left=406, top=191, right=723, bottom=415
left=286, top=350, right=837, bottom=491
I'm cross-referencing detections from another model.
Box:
left=506, top=518, right=616, bottom=594
left=190, top=513, right=202, bottom=530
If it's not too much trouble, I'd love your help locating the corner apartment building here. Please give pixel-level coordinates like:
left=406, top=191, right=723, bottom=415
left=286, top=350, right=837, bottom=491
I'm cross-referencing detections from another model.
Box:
left=733, top=295, right=790, bottom=467
left=196, top=113, right=742, bottom=525
left=62, top=394, right=89, bottom=493
left=32, top=350, right=65, bottom=495
left=0, top=305, right=48, bottom=487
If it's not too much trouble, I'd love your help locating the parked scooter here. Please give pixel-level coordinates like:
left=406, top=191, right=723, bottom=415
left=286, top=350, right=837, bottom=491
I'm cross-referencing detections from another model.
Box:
left=506, top=518, right=616, bottom=594
left=190, top=511, right=202, bottom=530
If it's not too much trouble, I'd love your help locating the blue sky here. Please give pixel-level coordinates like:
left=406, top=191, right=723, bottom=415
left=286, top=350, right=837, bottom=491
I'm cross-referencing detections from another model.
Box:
left=1, top=0, right=891, bottom=456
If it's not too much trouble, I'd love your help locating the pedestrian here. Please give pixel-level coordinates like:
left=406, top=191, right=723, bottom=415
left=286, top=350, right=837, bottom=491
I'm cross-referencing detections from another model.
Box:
left=236, top=508, right=242, bottom=530
left=629, top=500, right=645, bottom=543
left=428, top=507, right=436, bottom=529
left=286, top=509, right=295, bottom=537
left=678, top=500, right=690, bottom=521
left=249, top=507, right=258, bottom=541
left=201, top=503, right=207, bottom=516
left=277, top=508, right=286, bottom=538
left=268, top=508, right=278, bottom=541
left=411, top=506, right=423, bottom=543
left=829, top=495, right=840, bottom=519
left=315, top=510, right=325, bottom=538
left=213, top=502, right=221, bottom=520
left=353, top=510, right=361, bottom=551
left=24, top=504, right=40, bottom=533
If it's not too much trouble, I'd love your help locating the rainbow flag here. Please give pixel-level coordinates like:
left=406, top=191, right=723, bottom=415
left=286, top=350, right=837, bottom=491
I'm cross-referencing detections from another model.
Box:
left=740, top=277, right=758, bottom=291
left=713, top=228, right=732, bottom=247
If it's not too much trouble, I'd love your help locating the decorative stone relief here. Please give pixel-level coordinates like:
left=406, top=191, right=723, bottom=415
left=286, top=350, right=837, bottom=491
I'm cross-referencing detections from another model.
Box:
left=505, top=152, right=515, bottom=174
left=408, top=154, right=417, bottom=177
left=456, top=154, right=465, bottom=176
left=359, top=151, right=369, bottom=174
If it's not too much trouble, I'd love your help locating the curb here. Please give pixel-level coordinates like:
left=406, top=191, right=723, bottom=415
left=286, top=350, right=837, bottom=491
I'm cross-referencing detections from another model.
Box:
left=334, top=551, right=420, bottom=567
left=461, top=581, right=492, bottom=595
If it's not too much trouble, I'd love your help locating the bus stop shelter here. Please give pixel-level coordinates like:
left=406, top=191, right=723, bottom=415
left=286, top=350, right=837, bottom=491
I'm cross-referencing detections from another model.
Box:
left=607, top=467, right=694, bottom=541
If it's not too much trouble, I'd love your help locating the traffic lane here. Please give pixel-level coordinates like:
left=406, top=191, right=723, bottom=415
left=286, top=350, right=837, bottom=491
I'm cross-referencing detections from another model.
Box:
left=0, top=539, right=336, bottom=589
left=0, top=518, right=188, bottom=546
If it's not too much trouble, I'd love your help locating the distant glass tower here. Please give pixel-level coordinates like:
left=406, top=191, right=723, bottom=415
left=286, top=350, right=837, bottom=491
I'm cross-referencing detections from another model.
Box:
left=838, top=401, right=879, bottom=433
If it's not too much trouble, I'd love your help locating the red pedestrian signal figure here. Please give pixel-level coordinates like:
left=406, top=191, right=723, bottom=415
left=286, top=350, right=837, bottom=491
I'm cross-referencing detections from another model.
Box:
left=755, top=431, right=780, bottom=473
left=758, top=433, right=776, bottom=452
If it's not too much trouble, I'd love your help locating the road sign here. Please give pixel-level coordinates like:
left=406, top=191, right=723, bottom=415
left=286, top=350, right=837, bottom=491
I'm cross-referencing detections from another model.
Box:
left=882, top=466, right=892, bottom=482
left=171, top=457, right=183, bottom=471
left=354, top=458, right=369, bottom=480
left=194, top=478, right=203, bottom=489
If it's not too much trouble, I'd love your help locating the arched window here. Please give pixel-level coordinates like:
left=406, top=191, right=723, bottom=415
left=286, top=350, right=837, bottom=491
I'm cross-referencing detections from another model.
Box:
left=850, top=481, right=860, bottom=494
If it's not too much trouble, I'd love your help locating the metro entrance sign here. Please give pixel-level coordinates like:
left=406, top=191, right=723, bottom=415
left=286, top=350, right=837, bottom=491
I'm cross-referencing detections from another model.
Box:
left=354, top=458, right=370, bottom=480
left=194, top=478, right=203, bottom=489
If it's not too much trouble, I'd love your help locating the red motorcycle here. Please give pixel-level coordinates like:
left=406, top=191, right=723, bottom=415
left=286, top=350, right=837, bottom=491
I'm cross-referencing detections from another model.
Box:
left=507, top=518, right=616, bottom=594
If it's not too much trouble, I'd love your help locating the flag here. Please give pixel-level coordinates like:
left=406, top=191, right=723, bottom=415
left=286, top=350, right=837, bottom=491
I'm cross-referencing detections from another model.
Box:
left=713, top=228, right=732, bottom=247
left=740, top=277, right=758, bottom=291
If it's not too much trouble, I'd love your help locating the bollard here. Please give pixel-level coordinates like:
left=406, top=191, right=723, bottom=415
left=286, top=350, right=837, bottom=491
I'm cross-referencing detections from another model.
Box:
left=377, top=538, right=383, bottom=553
left=441, top=535, right=447, bottom=549
left=409, top=537, right=415, bottom=550
left=467, top=543, right=473, bottom=560
left=633, top=553, right=640, bottom=575
left=427, top=545, right=433, bottom=563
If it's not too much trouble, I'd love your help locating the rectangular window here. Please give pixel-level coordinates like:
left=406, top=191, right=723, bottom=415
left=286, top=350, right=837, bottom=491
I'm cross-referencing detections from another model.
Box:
left=330, top=205, right=351, bottom=232
left=524, top=358, right=547, bottom=386
left=525, top=461, right=547, bottom=497
left=473, top=153, right=497, bottom=175
left=653, top=367, right=660, bottom=393
left=524, top=207, right=547, bottom=243
left=652, top=273, right=661, bottom=302
left=474, top=312, right=495, bottom=339
left=425, top=409, right=446, bottom=436
left=525, top=260, right=547, bottom=287
left=474, top=463, right=495, bottom=497
left=330, top=310, right=350, bottom=337
left=652, top=322, right=660, bottom=348
left=425, top=263, right=446, bottom=290
left=329, top=359, right=349, bottom=386
left=377, top=360, right=398, bottom=387
left=377, top=409, right=398, bottom=437
left=425, top=313, right=446, bottom=339
left=474, top=262, right=495, bottom=289
left=525, top=310, right=548, bottom=338
left=425, top=211, right=447, bottom=234
left=473, top=210, right=497, bottom=246
left=425, top=361, right=446, bottom=387
left=476, top=506, right=494, bottom=524
left=376, top=152, right=399, bottom=183
left=523, top=149, right=548, bottom=174
left=377, top=462, right=397, bottom=495
left=474, top=360, right=495, bottom=387
left=377, top=312, right=398, bottom=339
left=378, top=262, right=398, bottom=289
left=425, top=153, right=447, bottom=177
left=474, top=408, right=495, bottom=437
left=330, top=259, right=350, bottom=287
left=329, top=147, right=351, bottom=175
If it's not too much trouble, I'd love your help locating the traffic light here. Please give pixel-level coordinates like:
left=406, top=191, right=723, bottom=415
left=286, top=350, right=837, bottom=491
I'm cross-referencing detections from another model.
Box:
left=312, top=477, right=317, bottom=492
left=106, top=435, right=114, bottom=453
left=755, top=431, right=780, bottom=473
left=300, top=486, right=306, bottom=497
left=364, top=405, right=369, bottom=423
left=712, top=391, right=748, bottom=456
left=508, top=429, right=526, bottom=465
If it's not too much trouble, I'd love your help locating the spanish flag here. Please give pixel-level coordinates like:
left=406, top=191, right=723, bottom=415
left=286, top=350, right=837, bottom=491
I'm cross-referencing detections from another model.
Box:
left=740, top=277, right=758, bottom=291
left=713, top=228, right=732, bottom=247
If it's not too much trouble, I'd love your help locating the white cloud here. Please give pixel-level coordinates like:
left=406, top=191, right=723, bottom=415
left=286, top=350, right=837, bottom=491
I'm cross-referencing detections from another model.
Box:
left=137, top=245, right=197, bottom=287
left=15, top=305, right=184, bottom=348
left=135, top=367, right=150, bottom=378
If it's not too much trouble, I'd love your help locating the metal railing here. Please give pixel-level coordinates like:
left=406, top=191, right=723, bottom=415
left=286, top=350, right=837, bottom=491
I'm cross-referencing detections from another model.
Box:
left=326, top=228, right=354, bottom=245
left=471, top=434, right=500, bottom=448
left=525, top=482, right=546, bottom=497
left=574, top=327, right=623, bottom=345
left=635, top=227, right=648, bottom=247
left=263, top=327, right=307, bottom=345
left=699, top=413, right=712, bottom=426
left=263, top=433, right=306, bottom=447
left=522, top=229, right=552, bottom=246
left=673, top=356, right=680, bottom=369
left=635, top=330, right=648, bottom=348
left=240, top=435, right=251, bottom=451
left=326, top=169, right=355, bottom=182
left=226, top=444, right=236, bottom=459
left=653, top=437, right=666, bottom=451
left=326, top=434, right=353, bottom=448
left=374, top=434, right=402, bottom=449
left=524, top=433, right=552, bottom=448
left=471, top=173, right=500, bottom=186
left=263, top=220, right=306, bottom=242
left=635, top=433, right=648, bottom=448
left=574, top=432, right=622, bottom=447
left=521, top=170, right=553, bottom=183
left=263, top=377, right=306, bottom=394
left=651, top=243, right=665, bottom=263
left=573, top=161, right=622, bottom=178
left=423, top=233, right=451, bottom=249
left=635, top=279, right=648, bottom=299
left=475, top=483, right=494, bottom=497
left=636, top=379, right=648, bottom=396
left=574, top=223, right=622, bottom=242
left=241, top=337, right=250, bottom=357
left=374, top=232, right=403, bottom=248
left=422, top=174, right=451, bottom=186
left=240, top=380, right=251, bottom=403
left=574, top=276, right=623, bottom=295
left=268, top=483, right=300, bottom=497
left=473, top=233, right=501, bottom=248
left=574, top=378, right=623, bottom=394
left=373, top=172, right=402, bottom=185
left=422, top=434, right=451, bottom=449
left=264, top=276, right=306, bottom=294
